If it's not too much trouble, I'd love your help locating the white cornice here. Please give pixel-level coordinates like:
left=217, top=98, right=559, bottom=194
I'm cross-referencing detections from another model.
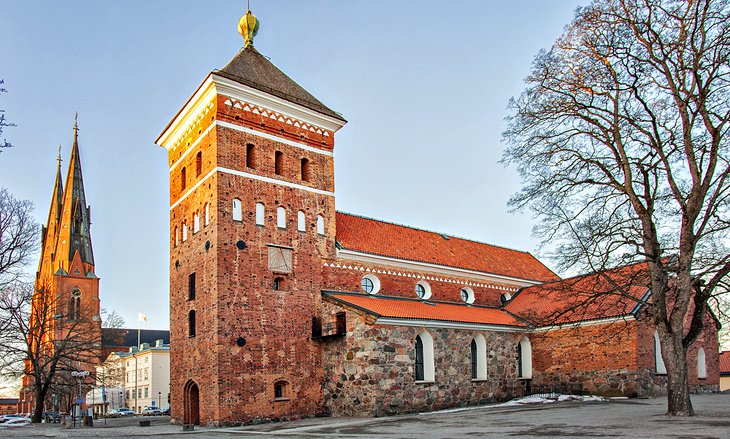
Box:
left=532, top=315, right=636, bottom=332
left=170, top=166, right=334, bottom=210
left=374, top=317, right=524, bottom=332
left=212, top=74, right=346, bottom=133
left=157, top=75, right=216, bottom=149
left=336, top=249, right=544, bottom=288
left=157, top=73, right=347, bottom=152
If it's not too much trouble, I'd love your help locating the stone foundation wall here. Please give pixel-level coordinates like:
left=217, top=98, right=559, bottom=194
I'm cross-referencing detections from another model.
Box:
left=321, top=304, right=527, bottom=416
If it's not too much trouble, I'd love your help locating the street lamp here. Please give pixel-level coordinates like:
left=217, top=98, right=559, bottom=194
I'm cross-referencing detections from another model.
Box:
left=70, top=370, right=89, bottom=427
left=158, top=392, right=161, bottom=409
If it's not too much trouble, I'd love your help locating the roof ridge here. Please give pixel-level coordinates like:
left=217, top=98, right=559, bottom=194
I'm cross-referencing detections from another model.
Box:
left=336, top=211, right=538, bottom=256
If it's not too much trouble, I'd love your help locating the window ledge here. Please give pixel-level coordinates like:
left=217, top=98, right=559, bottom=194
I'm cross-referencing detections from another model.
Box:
left=654, top=372, right=667, bottom=376
left=414, top=380, right=435, bottom=384
left=471, top=378, right=489, bottom=382
left=273, top=397, right=290, bottom=402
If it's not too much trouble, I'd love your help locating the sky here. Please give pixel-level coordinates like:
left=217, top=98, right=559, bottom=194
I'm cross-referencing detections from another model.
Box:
left=0, top=1, right=588, bottom=345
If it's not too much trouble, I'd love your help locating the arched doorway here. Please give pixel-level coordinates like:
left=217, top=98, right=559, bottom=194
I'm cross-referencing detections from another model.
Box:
left=183, top=380, right=200, bottom=425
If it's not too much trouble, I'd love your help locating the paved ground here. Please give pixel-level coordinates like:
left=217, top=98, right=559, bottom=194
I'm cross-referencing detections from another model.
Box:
left=2, top=393, right=729, bottom=438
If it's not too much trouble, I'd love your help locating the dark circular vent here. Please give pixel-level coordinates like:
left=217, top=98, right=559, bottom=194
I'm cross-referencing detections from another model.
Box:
left=236, top=337, right=246, bottom=347
left=236, top=240, right=247, bottom=250
left=205, top=240, right=211, bottom=251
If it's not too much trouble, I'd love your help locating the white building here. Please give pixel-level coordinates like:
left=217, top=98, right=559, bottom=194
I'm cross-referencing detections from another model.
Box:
left=123, top=340, right=170, bottom=413
left=89, top=339, right=170, bottom=415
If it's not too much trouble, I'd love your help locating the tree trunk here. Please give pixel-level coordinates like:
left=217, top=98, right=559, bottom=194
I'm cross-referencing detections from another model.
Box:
left=664, top=334, right=694, bottom=416
left=31, top=387, right=46, bottom=423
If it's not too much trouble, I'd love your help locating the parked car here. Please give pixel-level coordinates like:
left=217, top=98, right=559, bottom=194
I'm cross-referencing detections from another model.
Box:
left=0, top=417, right=31, bottom=428
left=107, top=407, right=135, bottom=417
left=160, top=407, right=170, bottom=416
left=142, top=407, right=162, bottom=416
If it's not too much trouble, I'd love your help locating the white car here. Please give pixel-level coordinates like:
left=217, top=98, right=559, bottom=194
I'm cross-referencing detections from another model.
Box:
left=0, top=417, right=31, bottom=427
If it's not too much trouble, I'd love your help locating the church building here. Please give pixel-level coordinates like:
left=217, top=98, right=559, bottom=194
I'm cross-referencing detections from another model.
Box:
left=156, top=9, right=720, bottom=426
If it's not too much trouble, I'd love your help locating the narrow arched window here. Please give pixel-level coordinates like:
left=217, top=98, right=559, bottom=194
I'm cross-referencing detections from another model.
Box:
left=69, top=291, right=81, bottom=320
left=517, top=337, right=532, bottom=379
left=195, top=151, right=202, bottom=177
left=273, top=277, right=284, bottom=291
left=232, top=199, right=242, bottom=222
left=316, top=215, right=324, bottom=235
left=204, top=203, right=210, bottom=226
left=415, top=331, right=435, bottom=381
left=297, top=211, right=305, bottom=232
left=246, top=143, right=256, bottom=169
left=188, top=310, right=196, bottom=337
left=415, top=336, right=424, bottom=381
left=173, top=226, right=179, bottom=247
left=697, top=347, right=707, bottom=379
left=256, top=203, right=265, bottom=225
left=180, top=167, right=187, bottom=191
left=654, top=330, right=667, bottom=374
left=277, top=206, right=286, bottom=229
left=193, top=212, right=200, bottom=233
left=301, top=158, right=310, bottom=181
left=275, top=151, right=284, bottom=175
left=182, top=221, right=188, bottom=242
left=471, top=334, right=487, bottom=379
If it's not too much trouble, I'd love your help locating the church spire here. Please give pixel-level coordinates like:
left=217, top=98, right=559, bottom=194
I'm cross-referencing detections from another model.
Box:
left=37, top=146, right=66, bottom=277
left=57, top=114, right=95, bottom=269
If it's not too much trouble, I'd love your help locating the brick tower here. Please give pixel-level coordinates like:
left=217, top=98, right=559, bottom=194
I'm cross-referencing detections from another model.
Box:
left=21, top=117, right=102, bottom=415
left=156, top=9, right=346, bottom=426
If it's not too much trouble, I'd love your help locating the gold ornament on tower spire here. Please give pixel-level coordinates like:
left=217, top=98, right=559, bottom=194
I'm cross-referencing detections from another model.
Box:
left=238, top=8, right=259, bottom=48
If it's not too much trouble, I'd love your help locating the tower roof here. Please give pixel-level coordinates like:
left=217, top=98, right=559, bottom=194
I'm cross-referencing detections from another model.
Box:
left=58, top=117, right=95, bottom=266
left=215, top=46, right=345, bottom=121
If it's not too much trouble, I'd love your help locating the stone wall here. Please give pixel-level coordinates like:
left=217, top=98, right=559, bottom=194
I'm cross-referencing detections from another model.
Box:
left=321, top=302, right=527, bottom=416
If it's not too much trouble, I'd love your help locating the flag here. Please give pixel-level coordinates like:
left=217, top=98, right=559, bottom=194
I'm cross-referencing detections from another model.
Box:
left=138, top=312, right=148, bottom=322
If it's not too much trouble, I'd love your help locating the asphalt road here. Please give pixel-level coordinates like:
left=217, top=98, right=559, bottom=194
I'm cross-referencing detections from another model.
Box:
left=3, top=393, right=729, bottom=438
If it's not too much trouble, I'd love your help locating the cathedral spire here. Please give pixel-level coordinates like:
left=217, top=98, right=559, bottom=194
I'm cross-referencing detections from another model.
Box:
left=37, top=146, right=66, bottom=276
left=57, top=115, right=95, bottom=269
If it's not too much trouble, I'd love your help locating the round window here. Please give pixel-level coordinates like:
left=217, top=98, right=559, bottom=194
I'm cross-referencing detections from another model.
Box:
left=415, top=281, right=431, bottom=300
left=500, top=292, right=512, bottom=305
left=460, top=287, right=474, bottom=304
left=360, top=274, right=380, bottom=295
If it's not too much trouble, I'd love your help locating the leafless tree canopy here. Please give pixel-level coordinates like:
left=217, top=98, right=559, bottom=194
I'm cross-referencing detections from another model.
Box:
left=0, top=188, right=38, bottom=288
left=100, top=307, right=126, bottom=329
left=0, top=80, right=15, bottom=150
left=0, top=282, right=101, bottom=422
left=503, top=0, right=729, bottom=416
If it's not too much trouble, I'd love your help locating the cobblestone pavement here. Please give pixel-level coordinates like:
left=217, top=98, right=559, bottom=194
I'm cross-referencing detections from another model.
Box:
left=2, top=393, right=728, bottom=438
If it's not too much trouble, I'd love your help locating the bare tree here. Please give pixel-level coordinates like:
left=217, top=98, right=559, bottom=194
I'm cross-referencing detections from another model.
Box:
left=0, top=281, right=101, bottom=423
left=0, top=80, right=15, bottom=150
left=503, top=0, right=729, bottom=416
left=100, top=308, right=126, bottom=329
left=0, top=188, right=38, bottom=289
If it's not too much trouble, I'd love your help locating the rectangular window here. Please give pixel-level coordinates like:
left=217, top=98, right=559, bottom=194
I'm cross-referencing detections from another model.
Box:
left=246, top=144, right=256, bottom=169
left=275, top=151, right=283, bottom=175
left=188, top=272, right=196, bottom=300
left=144, top=387, right=148, bottom=398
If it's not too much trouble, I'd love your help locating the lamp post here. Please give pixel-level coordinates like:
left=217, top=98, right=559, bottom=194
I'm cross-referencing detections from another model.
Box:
left=158, top=392, right=161, bottom=410
left=70, top=370, right=89, bottom=427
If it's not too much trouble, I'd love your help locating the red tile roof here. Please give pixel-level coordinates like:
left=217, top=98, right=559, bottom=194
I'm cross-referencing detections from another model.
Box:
left=720, top=352, right=730, bottom=375
left=505, top=262, right=652, bottom=325
left=335, top=212, right=558, bottom=282
left=324, top=292, right=526, bottom=327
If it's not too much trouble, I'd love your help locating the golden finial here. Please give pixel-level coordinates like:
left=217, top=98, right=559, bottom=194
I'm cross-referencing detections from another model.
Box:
left=57, top=144, right=62, bottom=167
left=238, top=7, right=259, bottom=48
